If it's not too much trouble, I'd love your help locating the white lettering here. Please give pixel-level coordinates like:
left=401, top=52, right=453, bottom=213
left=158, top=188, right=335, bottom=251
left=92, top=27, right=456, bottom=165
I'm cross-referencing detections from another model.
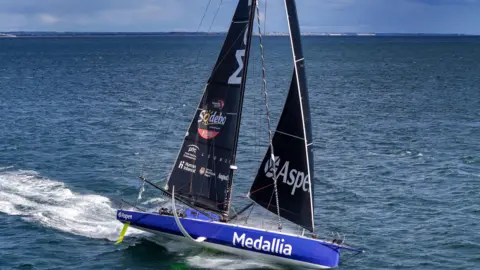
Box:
left=228, top=49, right=245, bottom=84
left=228, top=9, right=249, bottom=85
left=201, top=168, right=215, bottom=177
left=198, top=110, right=227, bottom=125
left=245, top=238, right=253, bottom=248
left=118, top=212, right=132, bottom=220
left=262, top=240, right=270, bottom=252
left=183, top=144, right=199, bottom=161
left=218, top=173, right=229, bottom=181
left=178, top=161, right=196, bottom=173
left=264, top=156, right=310, bottom=195
left=253, top=236, right=263, bottom=249
left=232, top=232, right=293, bottom=256
left=283, top=244, right=292, bottom=256
left=233, top=232, right=245, bottom=246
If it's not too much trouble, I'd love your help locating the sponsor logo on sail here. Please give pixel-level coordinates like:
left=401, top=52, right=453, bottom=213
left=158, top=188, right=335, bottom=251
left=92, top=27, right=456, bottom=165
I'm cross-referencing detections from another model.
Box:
left=232, top=232, right=292, bottom=256
left=227, top=0, right=251, bottom=85
left=198, top=100, right=227, bottom=140
left=264, top=156, right=310, bottom=195
left=118, top=212, right=132, bottom=220
left=212, top=100, right=225, bottom=109
left=183, top=144, right=199, bottom=161
left=178, top=160, right=196, bottom=173
left=217, top=173, right=229, bottom=181
left=199, top=167, right=215, bottom=177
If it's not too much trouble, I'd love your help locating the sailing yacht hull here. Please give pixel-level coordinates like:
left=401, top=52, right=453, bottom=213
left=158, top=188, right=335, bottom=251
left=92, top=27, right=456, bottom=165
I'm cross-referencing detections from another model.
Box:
left=117, top=210, right=340, bottom=269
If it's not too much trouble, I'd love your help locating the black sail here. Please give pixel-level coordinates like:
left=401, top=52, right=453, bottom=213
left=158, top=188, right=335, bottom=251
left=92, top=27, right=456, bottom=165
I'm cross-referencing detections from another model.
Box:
left=165, top=0, right=255, bottom=216
left=248, top=0, right=315, bottom=231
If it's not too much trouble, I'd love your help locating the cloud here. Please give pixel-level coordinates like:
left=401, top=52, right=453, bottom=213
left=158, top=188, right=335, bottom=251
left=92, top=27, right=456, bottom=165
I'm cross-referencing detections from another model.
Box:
left=0, top=0, right=479, bottom=34
left=408, top=0, right=479, bottom=5
left=0, top=0, right=214, bottom=31
left=38, top=14, right=59, bottom=24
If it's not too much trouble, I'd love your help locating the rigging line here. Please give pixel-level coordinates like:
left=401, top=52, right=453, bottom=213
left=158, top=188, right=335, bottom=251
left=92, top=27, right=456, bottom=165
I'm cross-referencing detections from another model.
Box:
left=204, top=1, right=256, bottom=88
left=229, top=202, right=254, bottom=221
left=264, top=0, right=268, bottom=33
left=136, top=1, right=213, bottom=182
left=196, top=0, right=213, bottom=32
left=253, top=48, right=258, bottom=159
left=188, top=0, right=229, bottom=192
left=189, top=0, right=224, bottom=83
left=142, top=178, right=218, bottom=220
left=208, top=24, right=247, bottom=84
left=139, top=106, right=170, bottom=177
left=131, top=2, right=212, bottom=200
left=135, top=106, right=171, bottom=206
left=255, top=0, right=282, bottom=231
left=174, top=0, right=215, bottom=102
left=244, top=202, right=255, bottom=225
left=149, top=113, right=176, bottom=176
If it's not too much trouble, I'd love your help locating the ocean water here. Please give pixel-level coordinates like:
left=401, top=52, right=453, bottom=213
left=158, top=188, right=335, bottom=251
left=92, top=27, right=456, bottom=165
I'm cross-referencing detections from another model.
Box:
left=0, top=36, right=479, bottom=269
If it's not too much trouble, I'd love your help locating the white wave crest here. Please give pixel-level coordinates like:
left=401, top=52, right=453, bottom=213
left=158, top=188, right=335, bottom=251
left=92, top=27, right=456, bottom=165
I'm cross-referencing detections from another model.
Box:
left=0, top=170, right=278, bottom=269
left=187, top=254, right=276, bottom=270
left=0, top=170, right=144, bottom=241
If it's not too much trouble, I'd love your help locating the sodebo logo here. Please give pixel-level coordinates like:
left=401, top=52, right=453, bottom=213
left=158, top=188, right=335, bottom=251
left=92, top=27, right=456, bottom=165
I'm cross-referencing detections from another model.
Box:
left=264, top=156, right=310, bottom=195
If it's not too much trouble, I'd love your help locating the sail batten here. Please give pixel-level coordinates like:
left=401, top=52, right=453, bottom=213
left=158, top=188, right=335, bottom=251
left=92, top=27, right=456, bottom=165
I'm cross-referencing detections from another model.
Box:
left=274, top=130, right=306, bottom=141
left=248, top=0, right=315, bottom=232
left=165, top=0, right=256, bottom=216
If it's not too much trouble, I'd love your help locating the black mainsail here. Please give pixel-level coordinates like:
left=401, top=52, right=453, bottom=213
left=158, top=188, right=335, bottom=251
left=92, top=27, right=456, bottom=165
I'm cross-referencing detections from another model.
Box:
left=165, top=0, right=256, bottom=216
left=248, top=0, right=315, bottom=231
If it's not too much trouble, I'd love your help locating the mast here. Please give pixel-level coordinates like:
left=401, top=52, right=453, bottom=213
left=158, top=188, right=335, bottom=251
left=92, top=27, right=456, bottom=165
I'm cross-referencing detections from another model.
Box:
left=248, top=0, right=315, bottom=231
left=165, top=0, right=256, bottom=216
left=228, top=0, right=257, bottom=214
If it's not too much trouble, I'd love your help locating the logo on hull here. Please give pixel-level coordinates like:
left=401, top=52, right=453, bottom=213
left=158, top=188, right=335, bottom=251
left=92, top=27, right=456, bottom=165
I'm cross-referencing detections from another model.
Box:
left=233, top=232, right=292, bottom=256
left=118, top=212, right=132, bottom=220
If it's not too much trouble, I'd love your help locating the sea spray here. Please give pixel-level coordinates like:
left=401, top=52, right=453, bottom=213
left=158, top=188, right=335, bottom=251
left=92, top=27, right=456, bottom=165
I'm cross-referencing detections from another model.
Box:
left=0, top=170, right=144, bottom=241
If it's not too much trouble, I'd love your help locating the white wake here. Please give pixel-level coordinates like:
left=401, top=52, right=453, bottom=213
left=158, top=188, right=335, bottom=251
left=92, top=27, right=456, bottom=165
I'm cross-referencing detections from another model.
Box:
left=0, top=169, right=144, bottom=241
left=0, top=169, right=276, bottom=269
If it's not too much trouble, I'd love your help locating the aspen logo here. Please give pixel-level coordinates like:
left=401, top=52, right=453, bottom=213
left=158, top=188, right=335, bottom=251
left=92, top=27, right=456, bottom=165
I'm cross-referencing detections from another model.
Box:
left=264, top=156, right=310, bottom=195
left=118, top=212, right=132, bottom=220
left=233, top=232, right=292, bottom=256
left=217, top=173, right=229, bottom=181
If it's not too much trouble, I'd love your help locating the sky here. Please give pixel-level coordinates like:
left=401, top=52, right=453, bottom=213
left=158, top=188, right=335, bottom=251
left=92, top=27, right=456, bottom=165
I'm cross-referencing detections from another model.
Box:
left=0, top=0, right=479, bottom=34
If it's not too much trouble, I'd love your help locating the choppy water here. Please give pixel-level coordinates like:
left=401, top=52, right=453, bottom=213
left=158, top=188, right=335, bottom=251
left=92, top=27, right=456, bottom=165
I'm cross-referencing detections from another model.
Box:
left=1, top=36, right=479, bottom=269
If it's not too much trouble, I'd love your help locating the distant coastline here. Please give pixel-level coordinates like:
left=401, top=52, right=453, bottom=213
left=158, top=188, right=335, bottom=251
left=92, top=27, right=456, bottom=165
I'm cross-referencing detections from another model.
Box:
left=0, top=31, right=477, bottom=38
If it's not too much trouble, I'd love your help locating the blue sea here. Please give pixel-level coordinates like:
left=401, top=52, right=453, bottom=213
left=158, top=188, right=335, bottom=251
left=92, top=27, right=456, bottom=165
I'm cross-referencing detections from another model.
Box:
left=0, top=36, right=479, bottom=269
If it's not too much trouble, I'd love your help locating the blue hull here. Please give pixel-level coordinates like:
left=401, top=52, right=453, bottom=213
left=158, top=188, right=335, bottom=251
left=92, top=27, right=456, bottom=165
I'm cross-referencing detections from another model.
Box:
left=117, top=210, right=341, bottom=269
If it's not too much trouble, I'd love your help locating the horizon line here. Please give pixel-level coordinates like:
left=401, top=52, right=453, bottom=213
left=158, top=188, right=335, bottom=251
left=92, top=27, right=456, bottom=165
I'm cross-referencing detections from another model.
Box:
left=1, top=31, right=478, bottom=37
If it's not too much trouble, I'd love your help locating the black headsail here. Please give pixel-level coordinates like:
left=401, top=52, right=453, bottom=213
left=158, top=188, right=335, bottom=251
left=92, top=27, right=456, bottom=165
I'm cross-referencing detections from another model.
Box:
left=165, top=0, right=256, bottom=216
left=248, top=0, right=315, bottom=231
